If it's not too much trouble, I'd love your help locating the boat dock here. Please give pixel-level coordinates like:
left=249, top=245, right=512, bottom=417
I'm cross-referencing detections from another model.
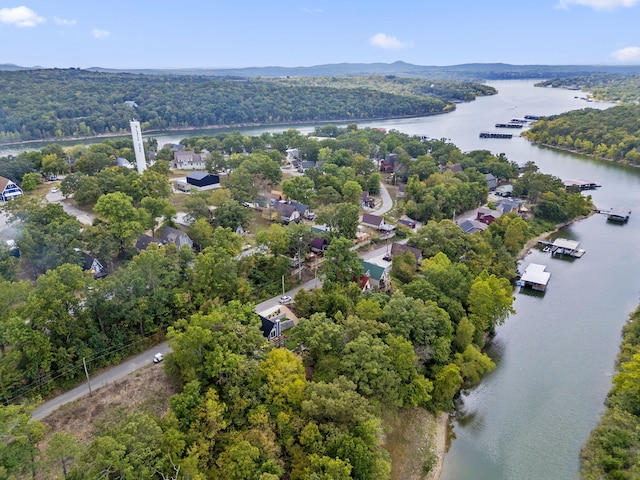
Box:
left=495, top=123, right=523, bottom=129
left=524, top=115, right=540, bottom=120
left=517, top=263, right=551, bottom=292
left=605, top=207, right=631, bottom=223
left=480, top=132, right=513, bottom=139
left=538, top=238, right=586, bottom=258
left=563, top=179, right=601, bottom=190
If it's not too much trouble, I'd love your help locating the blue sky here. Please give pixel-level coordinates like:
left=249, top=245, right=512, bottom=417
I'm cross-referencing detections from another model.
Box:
left=1, top=0, right=640, bottom=69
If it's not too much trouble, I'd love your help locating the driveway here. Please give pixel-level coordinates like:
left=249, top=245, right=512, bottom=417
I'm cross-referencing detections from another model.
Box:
left=46, top=190, right=95, bottom=225
left=370, top=182, right=393, bottom=216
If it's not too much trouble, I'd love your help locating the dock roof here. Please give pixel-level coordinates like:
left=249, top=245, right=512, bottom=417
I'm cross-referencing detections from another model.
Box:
left=552, top=238, right=580, bottom=250
left=521, top=263, right=551, bottom=286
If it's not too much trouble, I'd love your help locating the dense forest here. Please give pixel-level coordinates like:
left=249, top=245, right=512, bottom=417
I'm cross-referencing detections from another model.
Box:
left=581, top=305, right=640, bottom=479
left=522, top=104, right=640, bottom=165
left=0, top=69, right=496, bottom=144
left=536, top=74, right=640, bottom=103
left=0, top=126, right=594, bottom=479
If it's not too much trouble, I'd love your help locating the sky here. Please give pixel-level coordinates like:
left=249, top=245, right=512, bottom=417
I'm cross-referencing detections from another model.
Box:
left=1, top=0, right=640, bottom=69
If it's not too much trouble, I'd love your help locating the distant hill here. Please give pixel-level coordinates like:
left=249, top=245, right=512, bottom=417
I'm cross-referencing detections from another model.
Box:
left=5, top=61, right=640, bottom=79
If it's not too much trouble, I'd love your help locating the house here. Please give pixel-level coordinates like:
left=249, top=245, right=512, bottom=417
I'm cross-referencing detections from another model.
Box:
left=354, top=275, right=371, bottom=292
left=361, top=213, right=385, bottom=229
left=160, top=226, right=193, bottom=249
left=274, top=203, right=300, bottom=224
left=285, top=148, right=299, bottom=160
left=310, top=237, right=328, bottom=254
left=360, top=191, right=375, bottom=209
left=289, top=201, right=310, bottom=218
left=270, top=190, right=284, bottom=204
left=116, top=156, right=135, bottom=169
left=186, top=172, right=220, bottom=190
left=257, top=310, right=296, bottom=341
left=259, top=314, right=283, bottom=341
left=79, top=251, right=107, bottom=279
left=458, top=219, right=489, bottom=234
left=390, top=242, right=423, bottom=265
left=172, top=150, right=207, bottom=170
left=135, top=234, right=163, bottom=252
left=496, top=198, right=523, bottom=215
left=360, top=260, right=389, bottom=291
left=380, top=153, right=397, bottom=173
left=485, top=173, right=498, bottom=190
left=494, top=184, right=513, bottom=197
left=397, top=217, right=417, bottom=229
left=443, top=163, right=463, bottom=174
left=0, top=176, right=23, bottom=202
left=476, top=207, right=502, bottom=225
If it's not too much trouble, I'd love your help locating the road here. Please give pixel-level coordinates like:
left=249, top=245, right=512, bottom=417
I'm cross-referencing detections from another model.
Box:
left=46, top=190, right=95, bottom=225
left=32, top=341, right=171, bottom=420
left=370, top=182, right=393, bottom=216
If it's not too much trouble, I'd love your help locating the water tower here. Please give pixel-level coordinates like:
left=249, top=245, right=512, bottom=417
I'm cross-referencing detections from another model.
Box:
left=130, top=120, right=146, bottom=174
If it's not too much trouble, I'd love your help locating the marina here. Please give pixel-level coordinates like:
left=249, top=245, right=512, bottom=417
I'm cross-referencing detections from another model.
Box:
left=563, top=179, right=601, bottom=190
left=479, top=132, right=513, bottom=139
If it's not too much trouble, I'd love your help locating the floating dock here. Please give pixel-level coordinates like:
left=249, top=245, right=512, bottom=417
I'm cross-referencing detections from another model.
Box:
left=518, top=263, right=551, bottom=292
left=480, top=132, right=513, bottom=139
left=524, top=115, right=540, bottom=120
left=495, top=123, right=523, bottom=129
left=605, top=207, right=631, bottom=223
left=538, top=238, right=586, bottom=258
left=563, top=179, right=601, bottom=190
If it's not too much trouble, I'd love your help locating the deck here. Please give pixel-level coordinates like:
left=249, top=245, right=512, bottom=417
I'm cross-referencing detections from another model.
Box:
left=538, top=238, right=586, bottom=258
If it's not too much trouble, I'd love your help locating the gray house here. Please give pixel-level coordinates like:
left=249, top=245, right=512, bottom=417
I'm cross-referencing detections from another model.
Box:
left=160, top=226, right=193, bottom=249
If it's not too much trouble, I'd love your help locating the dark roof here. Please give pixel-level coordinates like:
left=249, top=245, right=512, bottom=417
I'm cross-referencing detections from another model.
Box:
left=362, top=213, right=384, bottom=227
left=458, top=219, right=489, bottom=233
left=136, top=234, right=163, bottom=251
left=289, top=201, right=308, bottom=214
left=391, top=243, right=422, bottom=262
left=310, top=237, right=327, bottom=250
left=275, top=203, right=298, bottom=218
left=444, top=163, right=463, bottom=174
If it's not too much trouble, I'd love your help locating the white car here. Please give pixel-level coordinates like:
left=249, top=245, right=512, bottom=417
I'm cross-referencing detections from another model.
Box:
left=279, top=295, right=292, bottom=304
left=51, top=187, right=58, bottom=193
left=153, top=352, right=164, bottom=363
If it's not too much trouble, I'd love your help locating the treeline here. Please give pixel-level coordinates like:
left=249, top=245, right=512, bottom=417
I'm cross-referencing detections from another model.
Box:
left=536, top=74, right=640, bottom=103
left=523, top=104, right=640, bottom=165
left=0, top=69, right=495, bottom=143
left=581, top=305, right=640, bottom=479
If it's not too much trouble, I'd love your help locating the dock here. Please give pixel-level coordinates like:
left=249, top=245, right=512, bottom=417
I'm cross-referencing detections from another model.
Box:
left=605, top=207, right=631, bottom=223
left=495, top=123, right=523, bottom=129
left=524, top=115, right=540, bottom=120
left=563, top=179, right=601, bottom=190
left=480, top=132, right=513, bottom=139
left=538, top=238, right=586, bottom=258
left=517, top=263, right=551, bottom=291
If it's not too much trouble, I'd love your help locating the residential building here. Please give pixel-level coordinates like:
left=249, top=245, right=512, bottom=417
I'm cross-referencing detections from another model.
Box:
left=0, top=176, right=23, bottom=202
left=390, top=243, right=423, bottom=265
left=360, top=260, right=390, bottom=291
left=172, top=150, right=207, bottom=170
left=186, top=172, right=220, bottom=190
left=160, top=226, right=193, bottom=249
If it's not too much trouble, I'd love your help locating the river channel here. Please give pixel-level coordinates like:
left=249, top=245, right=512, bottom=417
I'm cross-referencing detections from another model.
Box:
left=2, top=80, right=637, bottom=479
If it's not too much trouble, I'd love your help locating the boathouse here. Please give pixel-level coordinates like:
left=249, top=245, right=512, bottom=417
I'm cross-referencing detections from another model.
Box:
left=550, top=238, right=585, bottom=258
left=606, top=207, right=631, bottom=223
left=519, top=263, right=551, bottom=292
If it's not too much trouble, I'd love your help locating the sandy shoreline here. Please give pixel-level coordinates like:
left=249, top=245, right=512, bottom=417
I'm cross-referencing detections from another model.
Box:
left=428, top=412, right=450, bottom=480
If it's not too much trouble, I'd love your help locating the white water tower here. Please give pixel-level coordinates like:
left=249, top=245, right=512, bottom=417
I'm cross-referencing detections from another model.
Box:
left=130, top=120, right=146, bottom=174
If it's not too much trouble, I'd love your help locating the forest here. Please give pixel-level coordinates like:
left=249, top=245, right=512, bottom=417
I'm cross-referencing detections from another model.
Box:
left=522, top=104, right=640, bottom=165
left=0, top=127, right=594, bottom=479
left=580, top=305, right=640, bottom=479
left=0, top=69, right=496, bottom=144
left=536, top=73, right=640, bottom=103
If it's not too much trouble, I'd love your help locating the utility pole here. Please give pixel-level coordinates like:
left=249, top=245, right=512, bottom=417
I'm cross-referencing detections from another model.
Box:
left=83, top=357, right=93, bottom=397
left=298, top=236, right=302, bottom=281
left=282, top=275, right=285, bottom=296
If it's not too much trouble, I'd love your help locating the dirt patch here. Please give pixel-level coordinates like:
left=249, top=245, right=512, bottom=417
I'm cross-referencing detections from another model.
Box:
left=383, top=407, right=445, bottom=480
left=41, top=363, right=178, bottom=445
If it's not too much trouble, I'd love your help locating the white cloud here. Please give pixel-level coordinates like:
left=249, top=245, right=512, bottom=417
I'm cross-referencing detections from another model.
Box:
left=0, top=6, right=45, bottom=27
left=556, top=0, right=638, bottom=9
left=611, top=46, right=640, bottom=61
left=92, top=29, right=110, bottom=39
left=369, top=33, right=411, bottom=50
left=54, top=17, right=76, bottom=26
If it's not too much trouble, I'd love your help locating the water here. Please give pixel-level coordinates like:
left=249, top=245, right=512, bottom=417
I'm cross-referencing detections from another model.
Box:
left=3, top=81, right=637, bottom=478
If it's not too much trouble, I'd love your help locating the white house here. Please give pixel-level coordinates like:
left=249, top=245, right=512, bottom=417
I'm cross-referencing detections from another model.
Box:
left=0, top=176, right=23, bottom=202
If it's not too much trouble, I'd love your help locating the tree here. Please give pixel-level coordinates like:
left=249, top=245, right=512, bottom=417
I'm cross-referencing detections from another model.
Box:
left=341, top=180, right=363, bottom=204
left=74, top=151, right=113, bottom=174
left=256, top=223, right=290, bottom=257
left=45, top=432, right=84, bottom=479
left=140, top=196, right=176, bottom=236
left=20, top=172, right=42, bottom=191
left=321, top=237, right=363, bottom=288
left=468, top=271, right=515, bottom=341
left=41, top=153, right=69, bottom=176
left=282, top=176, right=316, bottom=205
left=212, top=201, right=252, bottom=230
left=93, top=192, right=146, bottom=255
left=0, top=403, right=46, bottom=480
left=316, top=203, right=359, bottom=239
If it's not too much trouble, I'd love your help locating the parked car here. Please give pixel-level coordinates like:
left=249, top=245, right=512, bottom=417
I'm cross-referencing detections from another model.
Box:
left=51, top=187, right=58, bottom=193
left=383, top=253, right=392, bottom=261
left=279, top=295, right=292, bottom=304
left=153, top=352, right=164, bottom=363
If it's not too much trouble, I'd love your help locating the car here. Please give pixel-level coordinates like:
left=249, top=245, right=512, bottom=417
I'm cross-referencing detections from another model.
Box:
left=153, top=352, right=164, bottom=363
left=279, top=295, right=292, bottom=304
left=51, top=187, right=58, bottom=193
left=383, top=253, right=392, bottom=261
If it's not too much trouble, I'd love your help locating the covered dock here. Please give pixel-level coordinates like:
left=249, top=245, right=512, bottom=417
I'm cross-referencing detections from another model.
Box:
left=518, top=263, right=551, bottom=292
left=550, top=238, right=585, bottom=258
left=606, top=207, right=631, bottom=223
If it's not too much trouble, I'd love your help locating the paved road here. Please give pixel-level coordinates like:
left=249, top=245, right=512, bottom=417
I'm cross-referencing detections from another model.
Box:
left=370, top=182, right=393, bottom=216
left=46, top=190, right=95, bottom=225
left=32, top=342, right=171, bottom=420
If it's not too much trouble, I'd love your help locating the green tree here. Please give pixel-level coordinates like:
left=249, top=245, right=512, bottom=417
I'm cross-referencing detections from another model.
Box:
left=322, top=237, right=363, bottom=288
left=212, top=201, right=252, bottom=230
left=20, top=172, right=42, bottom=191
left=468, top=271, right=515, bottom=341
left=282, top=176, right=316, bottom=205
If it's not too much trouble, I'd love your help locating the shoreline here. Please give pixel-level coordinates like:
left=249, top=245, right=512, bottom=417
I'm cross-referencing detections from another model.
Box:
left=429, top=213, right=592, bottom=480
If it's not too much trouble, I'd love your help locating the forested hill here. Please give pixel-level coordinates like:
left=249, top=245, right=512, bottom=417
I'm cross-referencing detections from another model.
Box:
left=0, top=69, right=496, bottom=144
left=523, top=104, right=640, bottom=165
left=536, top=74, right=640, bottom=103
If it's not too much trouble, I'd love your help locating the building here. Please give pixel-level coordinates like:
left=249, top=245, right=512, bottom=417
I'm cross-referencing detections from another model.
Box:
left=186, top=172, right=220, bottom=190
left=160, top=226, right=193, bottom=250
left=0, top=176, right=23, bottom=202
left=458, top=219, right=489, bottom=234
left=476, top=207, right=503, bottom=225
left=485, top=173, right=498, bottom=190
left=380, top=153, right=397, bottom=173
left=172, top=151, right=207, bottom=170
left=360, top=260, right=390, bottom=291
left=274, top=203, right=301, bottom=224
left=310, top=237, right=328, bottom=254
left=135, top=234, right=164, bottom=252
left=361, top=213, right=385, bottom=229
left=519, top=263, right=551, bottom=292
left=390, top=242, right=423, bottom=265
